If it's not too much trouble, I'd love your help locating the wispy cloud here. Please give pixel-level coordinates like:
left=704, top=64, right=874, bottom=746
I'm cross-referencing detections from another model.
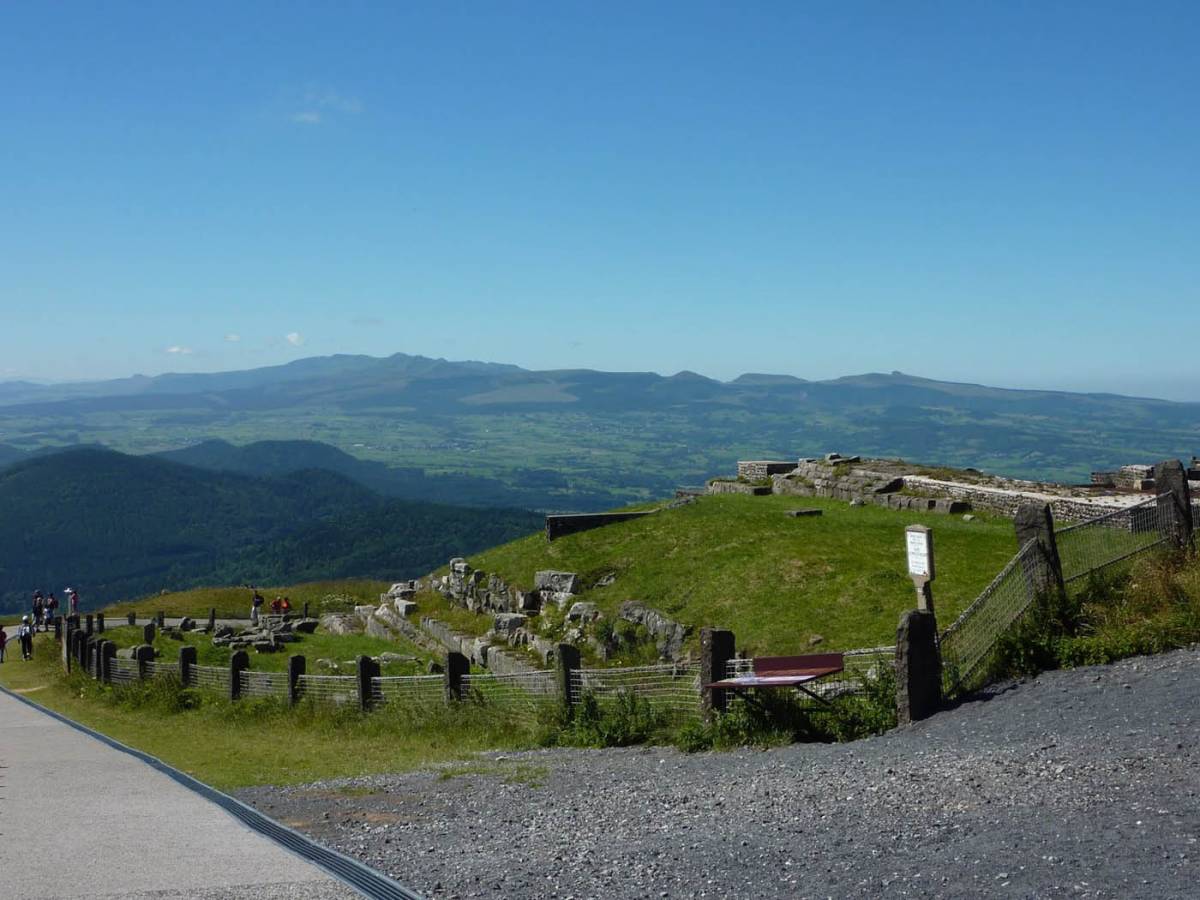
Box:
left=224, top=333, right=241, bottom=343
left=290, top=86, right=363, bottom=126
left=165, top=345, right=193, bottom=355
left=286, top=332, right=305, bottom=347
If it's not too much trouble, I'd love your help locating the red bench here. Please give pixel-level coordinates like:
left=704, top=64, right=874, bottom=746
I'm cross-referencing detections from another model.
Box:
left=705, top=653, right=844, bottom=703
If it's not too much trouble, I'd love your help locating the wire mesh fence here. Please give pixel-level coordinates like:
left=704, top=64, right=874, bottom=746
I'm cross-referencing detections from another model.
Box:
left=370, top=674, right=445, bottom=710
left=239, top=670, right=289, bottom=700
left=189, top=664, right=231, bottom=694
left=143, top=661, right=179, bottom=680
left=570, top=664, right=702, bottom=720
left=1055, top=494, right=1173, bottom=584
left=940, top=540, right=1046, bottom=696
left=461, top=670, right=558, bottom=726
left=108, top=658, right=139, bottom=684
left=297, top=673, right=358, bottom=705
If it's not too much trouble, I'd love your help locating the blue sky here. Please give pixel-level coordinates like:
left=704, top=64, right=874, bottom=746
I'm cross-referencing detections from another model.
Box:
left=1, top=2, right=1196, bottom=398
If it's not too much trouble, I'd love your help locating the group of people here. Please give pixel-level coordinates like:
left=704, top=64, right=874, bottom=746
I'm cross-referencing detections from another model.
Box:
left=248, top=589, right=292, bottom=625
left=1, top=588, right=82, bottom=664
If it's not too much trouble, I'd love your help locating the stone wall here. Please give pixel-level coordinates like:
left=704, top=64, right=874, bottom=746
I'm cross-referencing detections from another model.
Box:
left=706, top=481, right=772, bottom=496
left=901, top=476, right=1142, bottom=523
left=545, top=511, right=656, bottom=541
left=736, top=460, right=796, bottom=480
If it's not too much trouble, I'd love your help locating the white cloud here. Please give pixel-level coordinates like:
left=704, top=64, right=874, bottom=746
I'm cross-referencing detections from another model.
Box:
left=286, top=332, right=305, bottom=347
left=290, top=87, right=363, bottom=126
left=291, top=111, right=322, bottom=125
left=224, top=333, right=241, bottom=343
left=165, top=345, right=193, bottom=355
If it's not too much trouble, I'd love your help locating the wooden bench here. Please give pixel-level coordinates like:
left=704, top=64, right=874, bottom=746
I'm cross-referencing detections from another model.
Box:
left=705, top=653, right=845, bottom=704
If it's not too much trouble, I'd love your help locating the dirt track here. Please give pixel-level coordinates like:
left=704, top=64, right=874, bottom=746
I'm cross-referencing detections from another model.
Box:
left=239, top=648, right=1200, bottom=899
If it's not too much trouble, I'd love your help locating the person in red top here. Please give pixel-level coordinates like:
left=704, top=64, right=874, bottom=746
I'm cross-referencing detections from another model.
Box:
left=280, top=597, right=292, bottom=614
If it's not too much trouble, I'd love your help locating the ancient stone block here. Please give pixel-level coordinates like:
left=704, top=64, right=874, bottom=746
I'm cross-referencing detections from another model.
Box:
left=534, top=571, right=581, bottom=594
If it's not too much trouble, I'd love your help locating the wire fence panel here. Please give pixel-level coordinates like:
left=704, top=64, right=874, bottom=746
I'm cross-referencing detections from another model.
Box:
left=108, top=658, right=139, bottom=684
left=571, top=664, right=701, bottom=720
left=143, top=661, right=179, bottom=680
left=1055, top=494, right=1172, bottom=584
left=190, top=664, right=231, bottom=694
left=940, top=540, right=1045, bottom=696
left=297, top=673, right=358, bottom=705
left=461, top=670, right=558, bottom=726
left=371, top=675, right=445, bottom=709
left=240, top=670, right=289, bottom=700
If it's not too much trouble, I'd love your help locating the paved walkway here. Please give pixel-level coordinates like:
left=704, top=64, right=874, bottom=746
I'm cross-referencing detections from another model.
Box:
left=0, top=689, right=364, bottom=899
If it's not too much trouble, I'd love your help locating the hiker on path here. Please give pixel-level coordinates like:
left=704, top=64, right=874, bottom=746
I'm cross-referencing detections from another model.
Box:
left=46, top=592, right=58, bottom=624
left=250, top=590, right=264, bottom=625
left=68, top=588, right=79, bottom=615
left=18, top=616, right=34, bottom=661
left=32, top=594, right=44, bottom=631
left=0, top=624, right=7, bottom=662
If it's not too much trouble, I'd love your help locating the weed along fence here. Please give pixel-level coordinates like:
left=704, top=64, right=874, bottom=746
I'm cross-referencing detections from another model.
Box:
left=938, top=459, right=1194, bottom=699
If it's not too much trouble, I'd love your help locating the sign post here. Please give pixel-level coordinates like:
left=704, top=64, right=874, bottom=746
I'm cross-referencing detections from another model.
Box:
left=905, top=525, right=935, bottom=613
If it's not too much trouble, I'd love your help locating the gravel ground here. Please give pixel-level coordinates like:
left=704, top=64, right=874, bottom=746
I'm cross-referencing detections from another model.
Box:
left=238, top=648, right=1200, bottom=899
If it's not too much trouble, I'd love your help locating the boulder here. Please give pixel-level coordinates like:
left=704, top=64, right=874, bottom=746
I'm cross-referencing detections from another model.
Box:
left=786, top=508, right=823, bottom=517
left=493, top=612, right=528, bottom=635
left=214, top=625, right=235, bottom=639
left=516, top=591, right=541, bottom=613
left=541, top=591, right=576, bottom=610
left=594, top=572, right=617, bottom=588
left=319, top=614, right=359, bottom=636
left=962, top=514, right=976, bottom=522
left=394, top=599, right=417, bottom=617
left=567, top=602, right=600, bottom=623
left=274, top=633, right=298, bottom=643
left=353, top=605, right=376, bottom=622
left=292, top=618, right=319, bottom=634
left=534, top=571, right=580, bottom=595
left=379, top=652, right=417, bottom=665
left=365, top=616, right=393, bottom=640
left=116, top=647, right=137, bottom=660
left=316, top=658, right=338, bottom=671
left=253, top=641, right=277, bottom=653
left=179, top=617, right=196, bottom=631
left=619, top=601, right=691, bottom=660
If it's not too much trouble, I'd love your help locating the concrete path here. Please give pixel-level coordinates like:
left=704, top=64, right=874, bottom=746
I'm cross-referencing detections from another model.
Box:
left=0, top=689, right=363, bottom=899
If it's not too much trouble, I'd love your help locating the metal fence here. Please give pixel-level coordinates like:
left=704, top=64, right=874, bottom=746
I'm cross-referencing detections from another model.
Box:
left=143, top=660, right=179, bottom=680
left=189, top=664, right=231, bottom=694
left=461, top=670, right=557, bottom=725
left=1055, top=494, right=1173, bottom=583
left=570, top=663, right=702, bottom=720
left=108, top=658, right=139, bottom=684
left=239, top=669, right=289, bottom=699
left=371, top=674, right=445, bottom=710
left=297, top=673, right=358, bottom=705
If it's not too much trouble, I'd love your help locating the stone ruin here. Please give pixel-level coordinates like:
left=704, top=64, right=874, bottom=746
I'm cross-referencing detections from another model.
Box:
left=212, top=615, right=318, bottom=653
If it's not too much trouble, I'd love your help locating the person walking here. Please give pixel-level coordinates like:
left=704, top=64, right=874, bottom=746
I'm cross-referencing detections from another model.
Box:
left=0, top=624, right=8, bottom=663
left=18, top=616, right=34, bottom=661
left=32, top=594, right=44, bottom=631
left=68, top=588, right=80, bottom=616
left=250, top=590, right=264, bottom=626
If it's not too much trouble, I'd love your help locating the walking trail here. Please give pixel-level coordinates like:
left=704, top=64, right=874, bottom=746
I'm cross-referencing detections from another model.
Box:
left=0, top=687, right=364, bottom=900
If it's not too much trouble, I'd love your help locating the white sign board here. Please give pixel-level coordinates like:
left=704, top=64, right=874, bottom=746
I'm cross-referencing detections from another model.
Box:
left=906, top=528, right=933, bottom=579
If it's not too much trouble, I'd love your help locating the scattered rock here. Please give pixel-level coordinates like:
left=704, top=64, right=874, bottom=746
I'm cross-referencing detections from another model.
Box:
left=179, top=617, right=196, bottom=631
left=567, top=602, right=601, bottom=623
left=534, top=571, right=581, bottom=595
left=809, top=634, right=825, bottom=646
left=493, top=613, right=528, bottom=636
left=319, top=614, right=360, bottom=636
left=786, top=508, right=823, bottom=517
left=619, top=601, right=690, bottom=660
left=594, top=572, right=618, bottom=588
left=963, top=514, right=977, bottom=522
left=292, top=618, right=319, bottom=634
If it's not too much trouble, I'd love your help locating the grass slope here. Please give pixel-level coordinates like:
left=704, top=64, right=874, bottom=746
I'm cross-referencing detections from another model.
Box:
left=467, top=493, right=1019, bottom=654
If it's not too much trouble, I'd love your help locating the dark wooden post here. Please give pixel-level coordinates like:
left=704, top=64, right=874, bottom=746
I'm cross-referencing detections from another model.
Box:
left=1153, top=459, right=1194, bottom=548
left=555, top=644, right=581, bottom=715
left=700, top=628, right=736, bottom=716
left=62, top=621, right=73, bottom=673
left=207, top=608, right=217, bottom=632
left=135, top=644, right=155, bottom=680
left=127, top=611, right=136, bottom=626
left=443, top=651, right=469, bottom=703
left=357, top=655, right=380, bottom=711
left=100, top=641, right=116, bottom=683
left=96, top=613, right=105, bottom=634
left=303, top=601, right=310, bottom=620
left=156, top=610, right=165, bottom=628
left=179, top=645, right=197, bottom=687
left=895, top=609, right=941, bottom=724
left=74, top=630, right=88, bottom=669
left=86, top=635, right=101, bottom=679
left=1014, top=502, right=1065, bottom=595
left=287, top=655, right=306, bottom=705
left=229, top=650, right=249, bottom=700
left=85, top=614, right=94, bottom=636
left=54, top=616, right=63, bottom=642
left=143, top=622, right=156, bottom=645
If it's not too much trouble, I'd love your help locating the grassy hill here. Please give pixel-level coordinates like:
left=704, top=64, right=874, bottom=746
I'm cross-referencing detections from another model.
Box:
left=0, top=448, right=541, bottom=614
left=460, top=493, right=1019, bottom=654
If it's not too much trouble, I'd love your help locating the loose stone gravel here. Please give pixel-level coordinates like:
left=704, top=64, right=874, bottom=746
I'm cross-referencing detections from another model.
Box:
left=238, top=648, right=1200, bottom=899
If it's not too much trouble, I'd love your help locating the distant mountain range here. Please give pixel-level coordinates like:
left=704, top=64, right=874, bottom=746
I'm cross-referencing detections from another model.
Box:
left=0, top=447, right=540, bottom=615
left=1, top=352, right=1198, bottom=503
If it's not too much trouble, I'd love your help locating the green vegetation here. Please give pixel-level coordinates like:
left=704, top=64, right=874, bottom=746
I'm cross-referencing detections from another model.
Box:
left=991, top=550, right=1200, bottom=676
left=0, top=447, right=541, bottom=615
left=464, top=493, right=1017, bottom=654
left=0, top=633, right=534, bottom=790
left=102, top=580, right=392, bottom=621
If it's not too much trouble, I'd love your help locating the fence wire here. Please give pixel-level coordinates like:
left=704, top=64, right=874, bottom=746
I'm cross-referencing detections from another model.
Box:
left=297, top=673, right=358, bottom=705
left=190, top=664, right=232, bottom=693
left=1055, top=494, right=1173, bottom=583
left=571, top=664, right=701, bottom=720
left=108, top=658, right=139, bottom=684
left=722, top=647, right=895, bottom=701
left=371, top=674, right=445, bottom=709
left=940, top=540, right=1046, bottom=695
left=461, top=670, right=557, bottom=726
left=240, top=670, right=289, bottom=699
left=143, top=661, right=179, bottom=680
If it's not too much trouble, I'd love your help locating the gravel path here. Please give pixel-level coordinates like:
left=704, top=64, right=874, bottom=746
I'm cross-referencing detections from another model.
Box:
left=238, top=648, right=1200, bottom=899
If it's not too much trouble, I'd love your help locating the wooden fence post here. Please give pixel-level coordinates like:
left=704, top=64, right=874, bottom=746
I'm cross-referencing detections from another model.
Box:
left=62, top=621, right=73, bottom=673
left=207, top=608, right=217, bottom=632
left=357, top=655, right=380, bottom=711
left=156, top=610, right=165, bottom=628
left=100, top=641, right=116, bottom=683
left=96, top=613, right=105, bottom=634
left=287, top=655, right=306, bottom=705
left=700, top=628, right=735, bottom=716
left=443, top=652, right=469, bottom=703
left=143, top=622, right=156, bottom=645
left=555, top=644, right=581, bottom=715
left=179, top=645, right=197, bottom=687
left=85, top=614, right=94, bottom=636
left=127, top=611, right=136, bottom=626
left=229, top=650, right=249, bottom=700
left=895, top=609, right=941, bottom=724
left=1014, top=502, right=1065, bottom=595
left=1154, top=459, right=1193, bottom=548
left=135, top=644, right=155, bottom=680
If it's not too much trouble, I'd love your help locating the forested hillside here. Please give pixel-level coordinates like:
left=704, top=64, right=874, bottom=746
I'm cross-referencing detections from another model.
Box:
left=0, top=447, right=540, bottom=614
